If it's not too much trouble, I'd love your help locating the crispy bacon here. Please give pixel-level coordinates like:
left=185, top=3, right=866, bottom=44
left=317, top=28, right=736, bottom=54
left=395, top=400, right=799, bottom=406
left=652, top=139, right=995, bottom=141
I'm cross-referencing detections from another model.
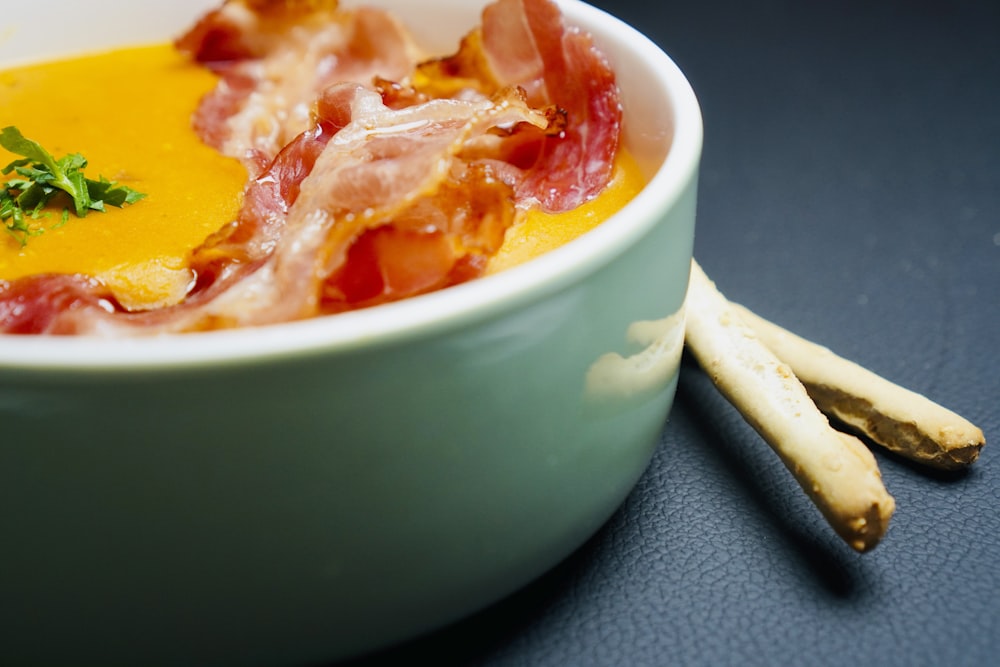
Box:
left=177, top=0, right=417, bottom=172
left=418, top=0, right=622, bottom=212
left=0, top=275, right=118, bottom=335
left=1, top=0, right=623, bottom=335
left=202, top=84, right=545, bottom=326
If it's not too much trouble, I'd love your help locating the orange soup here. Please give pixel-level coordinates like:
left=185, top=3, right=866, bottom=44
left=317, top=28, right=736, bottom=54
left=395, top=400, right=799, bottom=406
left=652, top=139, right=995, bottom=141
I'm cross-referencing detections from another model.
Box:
left=1, top=39, right=643, bottom=312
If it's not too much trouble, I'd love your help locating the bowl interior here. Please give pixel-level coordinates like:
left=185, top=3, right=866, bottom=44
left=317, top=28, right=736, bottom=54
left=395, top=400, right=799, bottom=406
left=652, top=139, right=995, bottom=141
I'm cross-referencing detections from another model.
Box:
left=0, top=0, right=700, bottom=368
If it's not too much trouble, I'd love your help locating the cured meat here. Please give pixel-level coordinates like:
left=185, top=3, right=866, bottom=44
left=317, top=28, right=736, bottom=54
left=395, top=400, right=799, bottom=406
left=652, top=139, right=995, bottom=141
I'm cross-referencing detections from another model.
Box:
left=1, top=0, right=623, bottom=335
left=418, top=0, right=622, bottom=212
left=184, top=83, right=548, bottom=326
left=0, top=275, right=118, bottom=335
left=176, top=0, right=417, bottom=172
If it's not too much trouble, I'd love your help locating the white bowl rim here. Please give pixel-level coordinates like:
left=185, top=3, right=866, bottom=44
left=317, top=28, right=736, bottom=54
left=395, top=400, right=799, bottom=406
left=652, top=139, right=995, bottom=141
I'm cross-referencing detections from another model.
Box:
left=0, top=0, right=702, bottom=371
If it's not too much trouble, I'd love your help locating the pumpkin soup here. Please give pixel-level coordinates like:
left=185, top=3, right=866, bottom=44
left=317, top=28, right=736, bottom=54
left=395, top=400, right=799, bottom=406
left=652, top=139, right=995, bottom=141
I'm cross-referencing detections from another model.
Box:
left=0, top=0, right=642, bottom=334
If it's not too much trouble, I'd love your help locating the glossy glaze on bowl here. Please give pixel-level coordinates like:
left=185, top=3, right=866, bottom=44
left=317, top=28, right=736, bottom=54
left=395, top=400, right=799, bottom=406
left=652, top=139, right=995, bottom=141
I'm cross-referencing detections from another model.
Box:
left=0, top=1, right=701, bottom=664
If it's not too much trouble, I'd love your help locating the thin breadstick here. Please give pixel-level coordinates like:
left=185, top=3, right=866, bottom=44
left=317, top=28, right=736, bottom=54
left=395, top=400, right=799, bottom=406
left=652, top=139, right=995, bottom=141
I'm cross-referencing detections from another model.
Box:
left=685, top=260, right=895, bottom=552
left=731, top=303, right=985, bottom=470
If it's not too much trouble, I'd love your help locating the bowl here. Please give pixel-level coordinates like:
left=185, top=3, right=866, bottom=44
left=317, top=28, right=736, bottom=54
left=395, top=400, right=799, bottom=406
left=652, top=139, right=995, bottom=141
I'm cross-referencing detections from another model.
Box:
left=0, top=0, right=701, bottom=664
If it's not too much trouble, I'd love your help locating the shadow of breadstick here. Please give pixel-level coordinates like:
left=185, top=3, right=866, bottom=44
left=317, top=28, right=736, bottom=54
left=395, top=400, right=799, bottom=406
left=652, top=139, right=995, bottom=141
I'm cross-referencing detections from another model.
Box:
left=674, top=353, right=870, bottom=598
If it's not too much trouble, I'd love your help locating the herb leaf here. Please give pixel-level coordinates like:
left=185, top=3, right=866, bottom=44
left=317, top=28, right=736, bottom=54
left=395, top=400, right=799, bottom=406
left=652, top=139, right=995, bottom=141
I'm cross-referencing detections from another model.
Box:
left=1, top=125, right=146, bottom=246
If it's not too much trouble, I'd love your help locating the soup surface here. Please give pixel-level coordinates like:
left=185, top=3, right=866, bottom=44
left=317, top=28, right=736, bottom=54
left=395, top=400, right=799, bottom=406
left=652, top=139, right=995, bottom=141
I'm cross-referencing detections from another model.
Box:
left=0, top=0, right=643, bottom=333
left=1, top=44, right=642, bottom=307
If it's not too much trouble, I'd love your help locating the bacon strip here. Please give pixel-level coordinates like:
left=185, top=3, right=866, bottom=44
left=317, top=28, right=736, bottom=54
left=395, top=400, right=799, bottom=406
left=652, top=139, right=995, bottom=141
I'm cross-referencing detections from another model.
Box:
left=177, top=0, right=417, bottom=173
left=418, top=0, right=622, bottom=212
left=189, top=84, right=548, bottom=327
left=0, top=275, right=118, bottom=335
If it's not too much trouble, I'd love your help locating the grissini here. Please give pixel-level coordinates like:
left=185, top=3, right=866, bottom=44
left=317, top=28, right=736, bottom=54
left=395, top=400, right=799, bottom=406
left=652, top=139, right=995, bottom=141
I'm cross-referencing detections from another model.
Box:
left=685, top=260, right=895, bottom=552
left=731, top=303, right=985, bottom=470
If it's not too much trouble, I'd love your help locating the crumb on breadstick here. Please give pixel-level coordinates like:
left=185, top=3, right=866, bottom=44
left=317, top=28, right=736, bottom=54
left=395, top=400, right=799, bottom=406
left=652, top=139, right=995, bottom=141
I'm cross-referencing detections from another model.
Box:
left=685, top=260, right=895, bottom=552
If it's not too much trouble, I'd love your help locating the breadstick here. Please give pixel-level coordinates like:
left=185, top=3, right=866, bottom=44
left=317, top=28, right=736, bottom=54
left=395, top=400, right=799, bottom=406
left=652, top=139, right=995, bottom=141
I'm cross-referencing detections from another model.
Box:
left=685, top=260, right=895, bottom=552
left=731, top=303, right=985, bottom=470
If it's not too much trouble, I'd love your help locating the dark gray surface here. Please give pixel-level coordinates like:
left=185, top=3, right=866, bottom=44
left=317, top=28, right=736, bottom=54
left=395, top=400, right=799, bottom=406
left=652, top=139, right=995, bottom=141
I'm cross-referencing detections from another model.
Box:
left=344, top=1, right=1000, bottom=665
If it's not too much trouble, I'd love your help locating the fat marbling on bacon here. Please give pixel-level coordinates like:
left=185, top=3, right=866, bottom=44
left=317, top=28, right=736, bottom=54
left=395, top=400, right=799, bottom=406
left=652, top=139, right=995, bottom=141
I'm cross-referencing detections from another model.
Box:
left=0, top=0, right=622, bottom=335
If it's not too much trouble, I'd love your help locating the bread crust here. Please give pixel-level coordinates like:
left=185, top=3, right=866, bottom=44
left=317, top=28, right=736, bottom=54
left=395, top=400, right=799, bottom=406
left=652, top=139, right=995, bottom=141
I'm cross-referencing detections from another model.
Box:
left=732, top=303, right=985, bottom=470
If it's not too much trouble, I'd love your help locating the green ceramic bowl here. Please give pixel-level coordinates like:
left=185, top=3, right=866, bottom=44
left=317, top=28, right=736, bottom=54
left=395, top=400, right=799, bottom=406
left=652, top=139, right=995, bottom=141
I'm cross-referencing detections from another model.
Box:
left=0, top=0, right=701, bottom=664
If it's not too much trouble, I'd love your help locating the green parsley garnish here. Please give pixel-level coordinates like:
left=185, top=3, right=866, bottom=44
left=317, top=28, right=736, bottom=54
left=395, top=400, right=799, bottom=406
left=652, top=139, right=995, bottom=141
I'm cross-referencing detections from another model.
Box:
left=1, top=125, right=146, bottom=246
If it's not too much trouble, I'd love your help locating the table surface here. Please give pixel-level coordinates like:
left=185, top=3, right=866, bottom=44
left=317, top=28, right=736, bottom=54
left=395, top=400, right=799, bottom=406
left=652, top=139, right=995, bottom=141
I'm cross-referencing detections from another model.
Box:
left=345, top=1, right=1000, bottom=665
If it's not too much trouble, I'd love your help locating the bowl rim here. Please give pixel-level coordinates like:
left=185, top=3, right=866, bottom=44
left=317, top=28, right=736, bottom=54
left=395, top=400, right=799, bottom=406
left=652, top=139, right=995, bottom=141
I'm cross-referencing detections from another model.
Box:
left=0, top=0, right=703, bottom=371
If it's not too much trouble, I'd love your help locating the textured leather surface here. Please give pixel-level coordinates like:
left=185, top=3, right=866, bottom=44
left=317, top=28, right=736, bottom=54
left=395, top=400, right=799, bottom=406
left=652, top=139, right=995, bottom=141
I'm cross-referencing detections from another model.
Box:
left=342, top=1, right=1000, bottom=665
